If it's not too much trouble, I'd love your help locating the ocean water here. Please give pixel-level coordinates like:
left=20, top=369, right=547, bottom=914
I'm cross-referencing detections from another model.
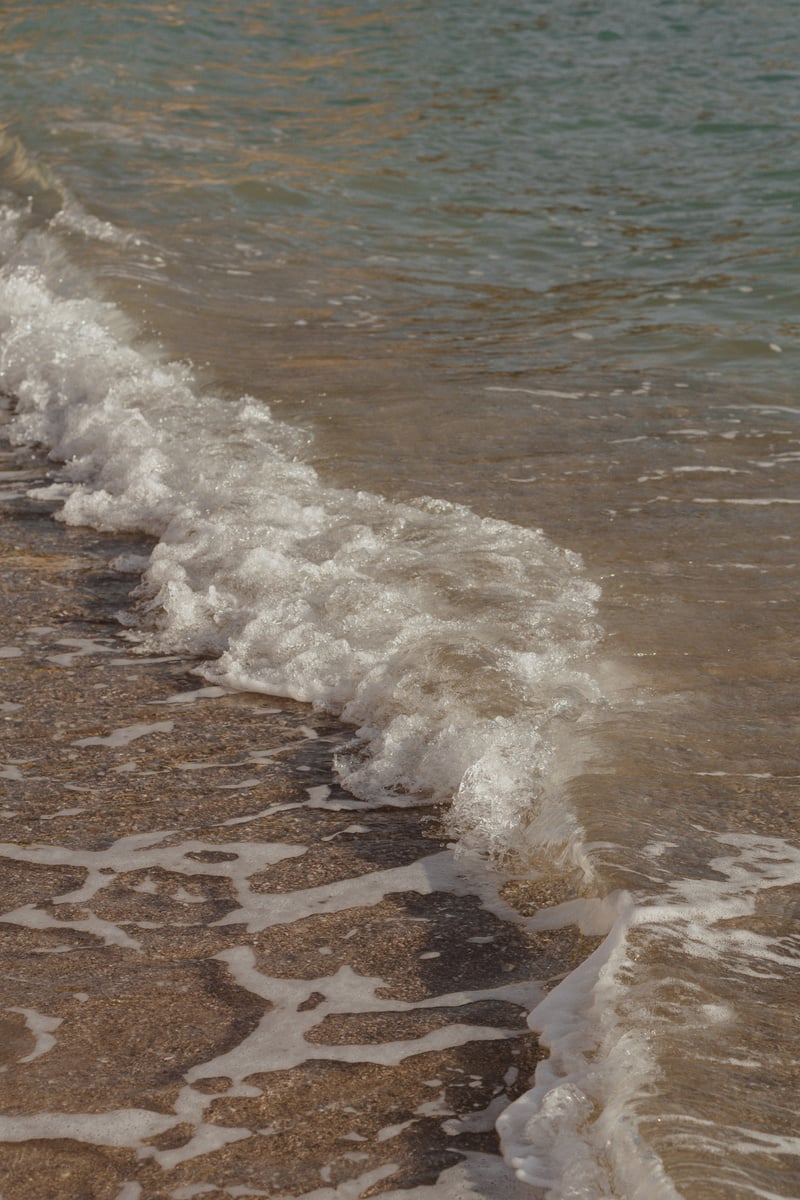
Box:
left=0, top=2, right=799, bottom=1197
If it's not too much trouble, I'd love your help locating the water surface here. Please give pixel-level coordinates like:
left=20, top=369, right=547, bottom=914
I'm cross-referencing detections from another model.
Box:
left=1, top=2, right=799, bottom=1197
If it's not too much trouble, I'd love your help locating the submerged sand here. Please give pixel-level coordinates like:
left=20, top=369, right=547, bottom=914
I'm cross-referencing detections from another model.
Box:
left=0, top=430, right=599, bottom=1200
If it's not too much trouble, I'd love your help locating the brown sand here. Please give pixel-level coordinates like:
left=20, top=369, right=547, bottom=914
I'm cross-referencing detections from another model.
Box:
left=0, top=430, right=600, bottom=1199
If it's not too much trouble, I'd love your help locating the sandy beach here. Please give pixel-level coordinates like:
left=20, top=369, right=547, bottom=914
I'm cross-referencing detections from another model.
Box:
left=0, top=427, right=601, bottom=1199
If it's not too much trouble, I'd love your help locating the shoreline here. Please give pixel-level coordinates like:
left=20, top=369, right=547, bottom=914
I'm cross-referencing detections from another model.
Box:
left=0, top=430, right=601, bottom=1199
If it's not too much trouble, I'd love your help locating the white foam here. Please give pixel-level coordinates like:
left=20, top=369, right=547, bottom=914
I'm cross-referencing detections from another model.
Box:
left=0, top=826, right=544, bottom=1171
left=485, top=385, right=585, bottom=400
left=0, top=830, right=307, bottom=948
left=693, top=496, right=800, bottom=505
left=0, top=1108, right=176, bottom=1148
left=0, top=1107, right=249, bottom=1170
left=114, top=940, right=531, bottom=1172
left=376, top=1120, right=416, bottom=1142
left=8, top=1006, right=63, bottom=1062
left=45, top=636, right=115, bottom=666
left=72, top=720, right=174, bottom=748
left=499, top=833, right=800, bottom=1198
left=0, top=228, right=604, bottom=863
left=115, top=1182, right=142, bottom=1200
left=281, top=1152, right=533, bottom=1200
left=212, top=848, right=540, bottom=935
left=50, top=197, right=131, bottom=246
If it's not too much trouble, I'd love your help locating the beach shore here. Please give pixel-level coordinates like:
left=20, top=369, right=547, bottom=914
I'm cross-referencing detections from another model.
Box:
left=0, top=428, right=600, bottom=1199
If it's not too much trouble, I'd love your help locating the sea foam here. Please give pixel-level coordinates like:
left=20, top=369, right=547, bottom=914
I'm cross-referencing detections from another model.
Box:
left=0, top=210, right=604, bottom=862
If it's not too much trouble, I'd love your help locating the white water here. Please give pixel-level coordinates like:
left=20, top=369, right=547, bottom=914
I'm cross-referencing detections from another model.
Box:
left=0, top=208, right=604, bottom=864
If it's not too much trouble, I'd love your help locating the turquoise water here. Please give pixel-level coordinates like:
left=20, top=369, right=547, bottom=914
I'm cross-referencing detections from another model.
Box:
left=1, top=3, right=799, bottom=1198
left=3, top=0, right=800, bottom=385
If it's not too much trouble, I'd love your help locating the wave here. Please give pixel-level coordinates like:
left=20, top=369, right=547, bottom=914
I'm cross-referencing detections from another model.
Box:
left=0, top=126, right=64, bottom=218
left=0, top=199, right=604, bottom=863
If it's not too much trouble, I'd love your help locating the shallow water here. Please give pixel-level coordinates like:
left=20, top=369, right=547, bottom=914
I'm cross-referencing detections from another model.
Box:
left=1, top=2, right=799, bottom=1197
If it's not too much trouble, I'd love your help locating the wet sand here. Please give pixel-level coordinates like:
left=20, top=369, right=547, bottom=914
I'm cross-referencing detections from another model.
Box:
left=0, top=429, right=600, bottom=1200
